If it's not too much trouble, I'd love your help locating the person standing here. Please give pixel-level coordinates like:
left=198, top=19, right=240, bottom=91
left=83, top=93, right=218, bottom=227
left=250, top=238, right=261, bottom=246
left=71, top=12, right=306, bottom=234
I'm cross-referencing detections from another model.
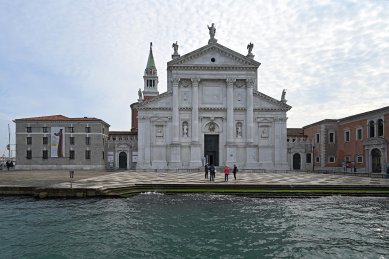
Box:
left=224, top=165, right=230, bottom=182
left=233, top=164, right=238, bottom=180
left=209, top=164, right=215, bottom=182
left=204, top=164, right=209, bottom=179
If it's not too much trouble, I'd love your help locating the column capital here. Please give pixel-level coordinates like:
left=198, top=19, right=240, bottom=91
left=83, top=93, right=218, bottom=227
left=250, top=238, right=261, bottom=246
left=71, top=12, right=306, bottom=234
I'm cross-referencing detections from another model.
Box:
left=226, top=78, right=236, bottom=86
left=246, top=78, right=255, bottom=88
left=171, top=77, right=180, bottom=86
left=191, top=78, right=200, bottom=86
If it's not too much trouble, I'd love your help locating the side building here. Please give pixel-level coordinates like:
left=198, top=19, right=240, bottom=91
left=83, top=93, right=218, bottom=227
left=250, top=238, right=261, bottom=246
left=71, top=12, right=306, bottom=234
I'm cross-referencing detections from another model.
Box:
left=14, top=115, right=110, bottom=170
left=107, top=131, right=137, bottom=170
left=299, top=106, right=389, bottom=173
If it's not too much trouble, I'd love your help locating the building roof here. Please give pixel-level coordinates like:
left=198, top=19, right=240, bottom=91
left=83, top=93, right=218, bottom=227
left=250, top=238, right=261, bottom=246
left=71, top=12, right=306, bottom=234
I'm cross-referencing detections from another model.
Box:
left=109, top=131, right=131, bottom=135
left=287, top=128, right=306, bottom=137
left=13, top=115, right=110, bottom=126
left=339, top=105, right=389, bottom=123
left=302, top=119, right=338, bottom=129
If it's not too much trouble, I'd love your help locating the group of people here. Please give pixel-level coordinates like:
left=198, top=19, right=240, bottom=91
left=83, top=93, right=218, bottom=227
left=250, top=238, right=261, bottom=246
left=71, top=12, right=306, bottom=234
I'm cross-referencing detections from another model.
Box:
left=204, top=164, right=238, bottom=182
left=1, top=160, right=14, bottom=171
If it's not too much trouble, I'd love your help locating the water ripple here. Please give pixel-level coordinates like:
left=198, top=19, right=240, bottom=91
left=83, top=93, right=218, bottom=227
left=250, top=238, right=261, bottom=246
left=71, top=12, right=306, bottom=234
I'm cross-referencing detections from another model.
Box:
left=0, top=196, right=388, bottom=258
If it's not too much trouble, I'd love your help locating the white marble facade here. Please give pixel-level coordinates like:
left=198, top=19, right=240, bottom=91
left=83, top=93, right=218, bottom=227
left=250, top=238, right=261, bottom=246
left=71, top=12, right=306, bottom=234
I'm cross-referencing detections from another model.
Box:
left=136, top=26, right=291, bottom=170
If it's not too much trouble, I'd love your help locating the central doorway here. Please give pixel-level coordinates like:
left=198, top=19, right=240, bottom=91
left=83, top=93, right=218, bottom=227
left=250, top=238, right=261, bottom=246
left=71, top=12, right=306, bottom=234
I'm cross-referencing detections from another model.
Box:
left=371, top=148, right=381, bottom=173
left=119, top=151, right=127, bottom=169
left=293, top=153, right=301, bottom=170
left=204, top=134, right=219, bottom=166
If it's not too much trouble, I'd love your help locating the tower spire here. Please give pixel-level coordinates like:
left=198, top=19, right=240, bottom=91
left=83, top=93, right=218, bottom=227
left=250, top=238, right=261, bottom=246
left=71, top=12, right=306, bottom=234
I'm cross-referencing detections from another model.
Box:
left=142, top=42, right=159, bottom=100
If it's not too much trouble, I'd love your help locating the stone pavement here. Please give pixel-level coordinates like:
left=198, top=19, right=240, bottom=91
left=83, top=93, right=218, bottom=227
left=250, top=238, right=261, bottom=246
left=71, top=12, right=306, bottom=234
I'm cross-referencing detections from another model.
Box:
left=2, top=170, right=388, bottom=190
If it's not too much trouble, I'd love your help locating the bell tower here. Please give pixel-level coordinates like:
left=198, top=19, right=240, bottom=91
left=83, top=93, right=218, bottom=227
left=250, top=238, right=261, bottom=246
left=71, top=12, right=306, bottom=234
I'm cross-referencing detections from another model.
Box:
left=142, top=42, right=159, bottom=100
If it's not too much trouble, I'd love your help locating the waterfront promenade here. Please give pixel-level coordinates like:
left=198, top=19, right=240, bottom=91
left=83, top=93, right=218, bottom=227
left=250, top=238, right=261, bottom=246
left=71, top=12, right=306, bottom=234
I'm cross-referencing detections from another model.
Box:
left=1, top=170, right=389, bottom=198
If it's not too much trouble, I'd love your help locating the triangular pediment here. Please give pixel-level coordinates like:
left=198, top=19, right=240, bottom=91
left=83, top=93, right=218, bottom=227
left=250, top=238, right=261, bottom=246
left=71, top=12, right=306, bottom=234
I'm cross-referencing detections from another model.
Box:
left=168, top=43, right=260, bottom=67
left=253, top=92, right=291, bottom=111
left=137, top=92, right=172, bottom=110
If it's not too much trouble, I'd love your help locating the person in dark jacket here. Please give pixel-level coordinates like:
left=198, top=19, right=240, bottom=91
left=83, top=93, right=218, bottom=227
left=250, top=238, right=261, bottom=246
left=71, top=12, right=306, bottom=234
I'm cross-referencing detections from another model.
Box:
left=204, top=164, right=209, bottom=179
left=209, top=164, right=215, bottom=181
left=233, top=164, right=238, bottom=180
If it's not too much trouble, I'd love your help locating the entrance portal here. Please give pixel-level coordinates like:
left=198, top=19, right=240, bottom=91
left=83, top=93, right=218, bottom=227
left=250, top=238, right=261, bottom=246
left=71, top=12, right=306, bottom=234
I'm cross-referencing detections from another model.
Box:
left=371, top=148, right=381, bottom=173
left=204, top=134, right=219, bottom=166
left=293, top=153, right=301, bottom=170
left=119, top=152, right=127, bottom=169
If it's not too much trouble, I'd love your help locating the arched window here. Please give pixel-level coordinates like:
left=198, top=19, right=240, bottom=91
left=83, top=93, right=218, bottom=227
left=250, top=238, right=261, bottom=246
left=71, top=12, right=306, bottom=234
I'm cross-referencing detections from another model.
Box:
left=369, top=120, right=375, bottom=138
left=377, top=119, right=384, bottom=137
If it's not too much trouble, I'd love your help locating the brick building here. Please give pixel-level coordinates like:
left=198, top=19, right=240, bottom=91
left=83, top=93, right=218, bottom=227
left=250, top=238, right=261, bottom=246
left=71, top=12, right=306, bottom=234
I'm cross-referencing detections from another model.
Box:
left=297, top=106, right=389, bottom=173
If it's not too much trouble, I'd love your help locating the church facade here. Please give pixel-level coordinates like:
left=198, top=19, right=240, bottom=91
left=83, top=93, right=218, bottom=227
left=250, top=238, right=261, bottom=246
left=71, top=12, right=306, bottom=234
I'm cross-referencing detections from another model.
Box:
left=135, top=25, right=291, bottom=170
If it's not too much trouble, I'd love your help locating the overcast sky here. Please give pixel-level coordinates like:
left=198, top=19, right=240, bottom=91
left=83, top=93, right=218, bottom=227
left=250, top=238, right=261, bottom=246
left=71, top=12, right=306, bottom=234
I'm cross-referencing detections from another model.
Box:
left=1, top=0, right=389, bottom=157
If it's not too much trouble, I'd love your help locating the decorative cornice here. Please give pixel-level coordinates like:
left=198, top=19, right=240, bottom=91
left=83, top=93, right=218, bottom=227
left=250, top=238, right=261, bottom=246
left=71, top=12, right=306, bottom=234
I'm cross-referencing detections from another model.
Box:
left=137, top=91, right=172, bottom=107
left=167, top=43, right=261, bottom=67
left=179, top=107, right=192, bottom=111
left=168, top=65, right=257, bottom=71
left=199, top=107, right=227, bottom=111
left=137, top=107, right=172, bottom=111
left=253, top=91, right=292, bottom=111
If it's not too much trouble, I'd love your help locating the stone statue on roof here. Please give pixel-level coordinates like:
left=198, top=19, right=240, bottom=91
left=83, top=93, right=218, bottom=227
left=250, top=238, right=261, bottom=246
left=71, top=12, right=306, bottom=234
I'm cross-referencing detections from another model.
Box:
left=247, top=42, right=254, bottom=54
left=207, top=23, right=217, bottom=44
left=281, top=89, right=287, bottom=103
left=172, top=41, right=179, bottom=55
left=138, top=88, right=143, bottom=102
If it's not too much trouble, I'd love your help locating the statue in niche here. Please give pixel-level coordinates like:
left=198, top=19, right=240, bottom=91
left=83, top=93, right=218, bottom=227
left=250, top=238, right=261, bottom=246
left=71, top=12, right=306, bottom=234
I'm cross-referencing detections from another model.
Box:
left=247, top=42, right=254, bottom=54
left=172, top=41, right=179, bottom=55
left=182, top=121, right=189, bottom=137
left=281, top=89, right=287, bottom=103
left=261, top=127, right=269, bottom=138
left=208, top=122, right=216, bottom=132
left=236, top=122, right=242, bottom=138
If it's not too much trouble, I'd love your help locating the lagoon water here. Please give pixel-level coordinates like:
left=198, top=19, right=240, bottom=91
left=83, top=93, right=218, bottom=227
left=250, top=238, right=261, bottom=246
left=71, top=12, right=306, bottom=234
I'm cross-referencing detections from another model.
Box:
left=1, top=195, right=388, bottom=258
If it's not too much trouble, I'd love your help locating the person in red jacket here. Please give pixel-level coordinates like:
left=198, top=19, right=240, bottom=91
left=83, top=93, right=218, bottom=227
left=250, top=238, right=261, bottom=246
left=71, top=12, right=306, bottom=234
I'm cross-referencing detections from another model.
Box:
left=224, top=165, right=230, bottom=182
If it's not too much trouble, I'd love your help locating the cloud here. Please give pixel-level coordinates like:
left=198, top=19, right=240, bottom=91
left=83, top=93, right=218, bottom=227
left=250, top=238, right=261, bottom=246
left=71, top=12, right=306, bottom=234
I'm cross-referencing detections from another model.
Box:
left=0, top=0, right=389, bottom=150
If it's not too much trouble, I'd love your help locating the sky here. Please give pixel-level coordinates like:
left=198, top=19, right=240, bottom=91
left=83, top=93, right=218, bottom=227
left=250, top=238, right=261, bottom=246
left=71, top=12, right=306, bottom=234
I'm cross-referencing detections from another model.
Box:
left=1, top=0, right=389, bottom=157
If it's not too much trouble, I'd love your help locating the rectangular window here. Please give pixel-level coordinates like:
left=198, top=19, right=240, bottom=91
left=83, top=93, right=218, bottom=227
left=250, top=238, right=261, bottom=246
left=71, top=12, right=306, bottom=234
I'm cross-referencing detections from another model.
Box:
left=27, top=150, right=32, bottom=159
left=42, top=150, right=48, bottom=159
left=27, top=137, right=32, bottom=145
left=356, top=128, right=363, bottom=140
left=26, top=127, right=32, bottom=133
left=42, top=127, right=48, bottom=133
left=86, top=137, right=90, bottom=145
left=70, top=137, right=75, bottom=145
left=315, top=156, right=320, bottom=163
left=102, top=151, right=105, bottom=160
left=43, top=137, right=48, bottom=145
left=306, top=153, right=312, bottom=163
left=85, top=150, right=91, bottom=159
left=329, top=132, right=335, bottom=143
left=85, top=127, right=91, bottom=133
left=344, top=130, right=350, bottom=142
left=315, top=133, right=320, bottom=143
left=69, top=127, right=74, bottom=133
left=357, top=156, right=363, bottom=163
left=69, top=150, right=75, bottom=159
left=328, top=156, right=335, bottom=163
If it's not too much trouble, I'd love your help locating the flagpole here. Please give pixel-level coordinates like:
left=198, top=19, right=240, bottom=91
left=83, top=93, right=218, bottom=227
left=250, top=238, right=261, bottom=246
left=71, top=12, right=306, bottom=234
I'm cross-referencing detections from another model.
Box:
left=8, top=123, right=11, bottom=158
